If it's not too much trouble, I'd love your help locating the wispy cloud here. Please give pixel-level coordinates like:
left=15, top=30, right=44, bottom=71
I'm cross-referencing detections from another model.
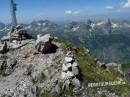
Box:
left=105, top=6, right=114, bottom=9
left=73, top=11, right=79, bottom=15
left=122, top=0, right=130, bottom=8
left=65, top=10, right=72, bottom=14
left=65, top=10, right=80, bottom=15
left=105, top=0, right=130, bottom=11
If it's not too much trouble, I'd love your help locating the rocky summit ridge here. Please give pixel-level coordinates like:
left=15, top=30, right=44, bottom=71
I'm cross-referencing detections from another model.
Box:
left=0, top=26, right=129, bottom=97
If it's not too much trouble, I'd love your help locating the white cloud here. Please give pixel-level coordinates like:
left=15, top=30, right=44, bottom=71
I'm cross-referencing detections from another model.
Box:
left=123, top=0, right=130, bottom=8
left=65, top=10, right=72, bottom=14
left=105, top=6, right=114, bottom=9
left=104, top=0, right=130, bottom=10
left=65, top=10, right=80, bottom=15
left=73, top=11, right=79, bottom=14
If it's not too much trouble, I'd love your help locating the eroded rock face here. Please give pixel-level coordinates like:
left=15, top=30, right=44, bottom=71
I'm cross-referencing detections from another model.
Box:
left=35, top=34, right=58, bottom=54
left=0, top=57, right=17, bottom=75
left=124, top=70, right=130, bottom=83
left=97, top=61, right=123, bottom=74
left=0, top=42, right=9, bottom=54
left=0, top=39, right=65, bottom=97
left=0, top=35, right=126, bottom=97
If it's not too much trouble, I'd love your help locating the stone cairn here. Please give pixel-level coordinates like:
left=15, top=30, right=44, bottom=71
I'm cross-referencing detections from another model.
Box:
left=2, top=25, right=32, bottom=42
left=35, top=34, right=57, bottom=54
left=8, top=25, right=32, bottom=41
left=0, top=25, right=32, bottom=54
left=61, top=51, right=81, bottom=89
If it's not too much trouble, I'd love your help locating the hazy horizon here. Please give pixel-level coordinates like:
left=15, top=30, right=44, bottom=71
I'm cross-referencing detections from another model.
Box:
left=0, top=0, right=130, bottom=23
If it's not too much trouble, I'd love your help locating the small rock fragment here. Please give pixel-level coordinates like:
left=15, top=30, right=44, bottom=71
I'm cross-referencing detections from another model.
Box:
left=72, top=77, right=81, bottom=88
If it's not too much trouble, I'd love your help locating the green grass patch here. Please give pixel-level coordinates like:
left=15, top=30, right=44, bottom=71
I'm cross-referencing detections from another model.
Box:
left=59, top=38, right=130, bottom=96
left=122, top=64, right=130, bottom=71
left=40, top=91, right=57, bottom=97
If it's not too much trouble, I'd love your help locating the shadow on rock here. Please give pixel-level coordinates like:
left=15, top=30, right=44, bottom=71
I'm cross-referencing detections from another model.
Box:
left=42, top=43, right=58, bottom=54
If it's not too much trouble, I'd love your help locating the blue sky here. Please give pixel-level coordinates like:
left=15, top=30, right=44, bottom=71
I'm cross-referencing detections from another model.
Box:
left=0, top=0, right=130, bottom=23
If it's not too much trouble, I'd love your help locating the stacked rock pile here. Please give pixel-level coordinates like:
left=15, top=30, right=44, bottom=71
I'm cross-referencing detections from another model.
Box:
left=61, top=51, right=81, bottom=89
left=35, top=34, right=58, bottom=54
left=9, top=25, right=32, bottom=40
left=2, top=25, right=32, bottom=42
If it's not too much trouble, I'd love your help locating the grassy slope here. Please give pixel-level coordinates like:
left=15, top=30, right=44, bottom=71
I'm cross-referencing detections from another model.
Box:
left=75, top=46, right=130, bottom=96
left=41, top=38, right=130, bottom=97
left=58, top=39, right=130, bottom=96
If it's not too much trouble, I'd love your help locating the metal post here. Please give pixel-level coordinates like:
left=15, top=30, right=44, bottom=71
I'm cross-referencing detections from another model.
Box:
left=10, top=0, right=17, bottom=27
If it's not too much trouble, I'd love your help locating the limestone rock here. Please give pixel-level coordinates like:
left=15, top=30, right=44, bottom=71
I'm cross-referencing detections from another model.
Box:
left=55, top=84, right=61, bottom=94
left=64, top=80, right=71, bottom=89
left=72, top=77, right=81, bottom=88
left=62, top=71, right=74, bottom=80
left=66, top=63, right=72, bottom=68
left=0, top=58, right=17, bottom=75
left=72, top=66, right=79, bottom=76
left=65, top=57, right=73, bottom=63
left=61, top=72, right=67, bottom=79
left=35, top=34, right=58, bottom=54
left=61, top=51, right=82, bottom=90
left=0, top=42, right=8, bottom=54
left=62, top=64, right=68, bottom=71
left=0, top=35, right=83, bottom=97
left=51, top=81, right=61, bottom=94
left=72, top=62, right=78, bottom=67
left=66, top=51, right=74, bottom=57
left=36, top=34, right=53, bottom=44
left=66, top=71, right=74, bottom=78
left=4, top=58, right=17, bottom=75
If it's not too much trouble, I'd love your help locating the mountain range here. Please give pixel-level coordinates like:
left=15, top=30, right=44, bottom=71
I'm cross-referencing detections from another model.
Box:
left=0, top=19, right=130, bottom=64
left=0, top=22, right=5, bottom=31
